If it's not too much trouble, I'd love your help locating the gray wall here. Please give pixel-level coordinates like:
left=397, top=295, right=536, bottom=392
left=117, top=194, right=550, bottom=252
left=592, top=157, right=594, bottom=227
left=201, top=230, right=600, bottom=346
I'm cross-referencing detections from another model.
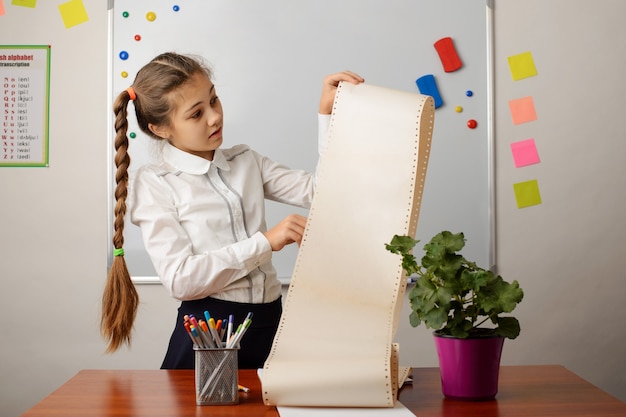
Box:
left=0, top=1, right=624, bottom=416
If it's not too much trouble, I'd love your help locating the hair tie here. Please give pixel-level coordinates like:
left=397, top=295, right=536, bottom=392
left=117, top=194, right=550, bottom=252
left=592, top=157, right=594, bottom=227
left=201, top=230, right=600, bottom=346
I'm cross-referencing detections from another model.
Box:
left=113, top=247, right=125, bottom=257
left=126, top=87, right=136, bottom=101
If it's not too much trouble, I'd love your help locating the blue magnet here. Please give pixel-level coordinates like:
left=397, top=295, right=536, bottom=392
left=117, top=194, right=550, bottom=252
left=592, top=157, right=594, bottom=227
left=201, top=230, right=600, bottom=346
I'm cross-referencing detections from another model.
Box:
left=466, top=90, right=474, bottom=97
left=416, top=74, right=443, bottom=109
left=173, top=5, right=180, bottom=12
left=119, top=50, right=129, bottom=60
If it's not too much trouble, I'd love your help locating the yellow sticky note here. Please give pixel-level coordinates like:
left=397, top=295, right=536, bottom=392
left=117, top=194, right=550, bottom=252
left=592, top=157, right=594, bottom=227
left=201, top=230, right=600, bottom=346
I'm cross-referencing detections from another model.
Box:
left=507, top=51, right=538, bottom=81
left=513, top=179, right=542, bottom=208
left=509, top=96, right=537, bottom=125
left=58, top=0, right=89, bottom=29
left=12, top=0, right=36, bottom=7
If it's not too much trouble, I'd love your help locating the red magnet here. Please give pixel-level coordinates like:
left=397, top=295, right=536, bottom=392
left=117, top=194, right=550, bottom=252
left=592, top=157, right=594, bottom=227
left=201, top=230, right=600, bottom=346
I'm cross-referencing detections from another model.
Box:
left=467, top=119, right=478, bottom=129
left=434, top=37, right=463, bottom=73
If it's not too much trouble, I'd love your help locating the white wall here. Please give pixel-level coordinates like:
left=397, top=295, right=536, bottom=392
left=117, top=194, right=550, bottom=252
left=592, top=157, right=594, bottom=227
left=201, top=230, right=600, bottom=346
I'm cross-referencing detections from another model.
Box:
left=494, top=0, right=626, bottom=400
left=0, top=1, right=624, bottom=416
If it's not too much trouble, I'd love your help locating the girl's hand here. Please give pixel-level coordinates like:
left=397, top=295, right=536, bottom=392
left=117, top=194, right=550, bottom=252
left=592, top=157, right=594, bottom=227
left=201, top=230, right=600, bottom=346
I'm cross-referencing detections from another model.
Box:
left=319, top=71, right=365, bottom=115
left=264, top=214, right=308, bottom=251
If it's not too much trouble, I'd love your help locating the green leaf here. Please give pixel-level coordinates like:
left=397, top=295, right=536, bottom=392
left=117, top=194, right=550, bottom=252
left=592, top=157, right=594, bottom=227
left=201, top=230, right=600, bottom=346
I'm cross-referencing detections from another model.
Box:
left=424, top=231, right=466, bottom=255
left=385, top=235, right=419, bottom=255
left=477, top=278, right=524, bottom=314
left=460, top=268, right=491, bottom=293
left=445, top=308, right=473, bottom=338
left=411, top=278, right=452, bottom=316
left=422, top=306, right=449, bottom=330
left=493, top=316, right=521, bottom=339
left=385, top=235, right=421, bottom=276
left=409, top=310, right=422, bottom=328
left=429, top=253, right=464, bottom=281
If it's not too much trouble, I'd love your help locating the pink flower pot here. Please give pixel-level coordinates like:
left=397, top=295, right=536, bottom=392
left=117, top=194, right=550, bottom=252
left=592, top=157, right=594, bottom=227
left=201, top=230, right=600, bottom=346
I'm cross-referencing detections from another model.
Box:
left=433, top=331, right=505, bottom=401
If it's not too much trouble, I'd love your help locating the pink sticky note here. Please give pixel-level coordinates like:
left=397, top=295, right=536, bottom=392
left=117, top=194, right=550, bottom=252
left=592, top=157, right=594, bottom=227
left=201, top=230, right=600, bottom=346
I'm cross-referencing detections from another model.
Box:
left=510, top=138, right=540, bottom=168
left=508, top=96, right=537, bottom=125
left=0, top=0, right=5, bottom=16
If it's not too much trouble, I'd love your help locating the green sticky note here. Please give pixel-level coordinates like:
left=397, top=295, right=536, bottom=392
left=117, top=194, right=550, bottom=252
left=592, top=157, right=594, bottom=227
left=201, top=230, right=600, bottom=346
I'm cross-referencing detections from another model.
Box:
left=507, top=51, right=538, bottom=81
left=513, top=179, right=542, bottom=208
left=12, top=0, right=36, bottom=8
left=58, top=0, right=89, bottom=28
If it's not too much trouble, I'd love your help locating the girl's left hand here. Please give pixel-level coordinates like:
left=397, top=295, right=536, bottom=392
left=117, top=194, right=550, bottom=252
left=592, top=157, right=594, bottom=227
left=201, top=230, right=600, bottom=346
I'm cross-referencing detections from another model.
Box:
left=319, top=71, right=365, bottom=115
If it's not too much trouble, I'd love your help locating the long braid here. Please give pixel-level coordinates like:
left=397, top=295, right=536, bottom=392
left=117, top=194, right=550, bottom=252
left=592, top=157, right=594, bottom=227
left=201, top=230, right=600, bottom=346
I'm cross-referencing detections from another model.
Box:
left=101, top=52, right=212, bottom=353
left=101, top=90, right=139, bottom=353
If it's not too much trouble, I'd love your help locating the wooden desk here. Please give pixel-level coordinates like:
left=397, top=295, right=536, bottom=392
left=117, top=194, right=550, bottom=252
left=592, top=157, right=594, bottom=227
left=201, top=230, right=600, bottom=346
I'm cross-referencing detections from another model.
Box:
left=21, top=365, right=626, bottom=417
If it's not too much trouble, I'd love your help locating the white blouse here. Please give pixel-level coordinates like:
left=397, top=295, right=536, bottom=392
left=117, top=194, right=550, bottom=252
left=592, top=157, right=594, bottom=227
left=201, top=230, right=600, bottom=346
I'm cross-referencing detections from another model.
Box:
left=129, top=115, right=329, bottom=303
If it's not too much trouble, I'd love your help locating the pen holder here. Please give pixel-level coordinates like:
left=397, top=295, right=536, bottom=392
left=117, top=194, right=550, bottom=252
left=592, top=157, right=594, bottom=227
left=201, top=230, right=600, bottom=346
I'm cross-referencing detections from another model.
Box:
left=194, top=345, right=239, bottom=405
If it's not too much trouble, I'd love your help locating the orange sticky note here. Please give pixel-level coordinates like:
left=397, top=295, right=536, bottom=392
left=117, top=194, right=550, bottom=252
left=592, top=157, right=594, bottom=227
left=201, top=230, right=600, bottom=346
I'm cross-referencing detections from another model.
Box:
left=508, top=96, right=537, bottom=125
left=12, top=0, right=36, bottom=7
left=513, top=179, right=542, bottom=208
left=507, top=51, right=538, bottom=81
left=58, top=0, right=89, bottom=28
left=0, top=0, right=5, bottom=15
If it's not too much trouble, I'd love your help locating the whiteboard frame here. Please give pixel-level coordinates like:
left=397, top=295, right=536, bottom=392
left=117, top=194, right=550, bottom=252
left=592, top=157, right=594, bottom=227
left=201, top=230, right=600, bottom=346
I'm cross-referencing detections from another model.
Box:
left=106, top=0, right=496, bottom=284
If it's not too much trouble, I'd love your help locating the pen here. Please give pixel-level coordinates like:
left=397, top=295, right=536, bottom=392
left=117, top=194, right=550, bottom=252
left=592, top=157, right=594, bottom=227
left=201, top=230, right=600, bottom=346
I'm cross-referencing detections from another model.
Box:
left=238, top=384, right=250, bottom=393
left=190, top=315, right=211, bottom=348
left=198, top=320, right=216, bottom=348
left=226, top=314, right=234, bottom=344
left=208, top=317, right=222, bottom=346
left=228, top=324, right=242, bottom=346
left=228, top=317, right=252, bottom=348
left=190, top=326, right=205, bottom=348
left=184, top=322, right=199, bottom=347
left=220, top=318, right=227, bottom=340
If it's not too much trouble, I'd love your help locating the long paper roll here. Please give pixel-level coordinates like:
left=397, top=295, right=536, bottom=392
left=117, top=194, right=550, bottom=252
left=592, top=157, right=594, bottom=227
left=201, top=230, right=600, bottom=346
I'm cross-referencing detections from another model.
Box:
left=262, top=82, right=434, bottom=407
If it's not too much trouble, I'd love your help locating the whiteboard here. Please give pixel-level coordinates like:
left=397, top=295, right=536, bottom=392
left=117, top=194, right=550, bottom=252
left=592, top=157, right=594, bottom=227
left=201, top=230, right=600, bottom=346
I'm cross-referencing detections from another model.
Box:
left=108, top=0, right=494, bottom=283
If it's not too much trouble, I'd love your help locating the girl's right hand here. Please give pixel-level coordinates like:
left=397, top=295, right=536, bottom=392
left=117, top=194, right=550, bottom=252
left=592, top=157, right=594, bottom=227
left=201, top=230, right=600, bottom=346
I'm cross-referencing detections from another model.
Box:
left=264, top=214, right=308, bottom=251
left=318, top=71, right=365, bottom=115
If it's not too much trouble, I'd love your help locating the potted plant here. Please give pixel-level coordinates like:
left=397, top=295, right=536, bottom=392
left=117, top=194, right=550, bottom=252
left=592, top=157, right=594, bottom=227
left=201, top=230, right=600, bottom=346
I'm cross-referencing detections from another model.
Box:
left=385, top=231, right=524, bottom=401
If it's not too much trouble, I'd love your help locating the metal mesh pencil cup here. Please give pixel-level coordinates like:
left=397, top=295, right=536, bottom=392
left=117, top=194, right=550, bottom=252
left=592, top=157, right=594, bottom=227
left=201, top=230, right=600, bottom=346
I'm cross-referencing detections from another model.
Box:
left=194, top=345, right=239, bottom=405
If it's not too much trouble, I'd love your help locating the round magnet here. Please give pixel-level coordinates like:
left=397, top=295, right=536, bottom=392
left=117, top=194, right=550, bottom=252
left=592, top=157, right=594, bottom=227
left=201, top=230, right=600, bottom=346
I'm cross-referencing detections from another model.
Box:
left=129, top=132, right=137, bottom=139
left=173, top=5, right=180, bottom=12
left=146, top=11, right=157, bottom=21
left=134, top=34, right=141, bottom=41
left=466, top=90, right=473, bottom=97
left=119, top=51, right=129, bottom=60
left=121, top=71, right=128, bottom=78
left=122, top=11, right=129, bottom=18
left=455, top=106, right=463, bottom=113
left=467, top=119, right=478, bottom=129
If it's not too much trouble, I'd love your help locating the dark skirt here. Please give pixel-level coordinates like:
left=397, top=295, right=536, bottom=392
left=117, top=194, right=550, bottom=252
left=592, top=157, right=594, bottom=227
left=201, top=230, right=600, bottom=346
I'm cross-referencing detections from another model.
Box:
left=160, top=296, right=282, bottom=370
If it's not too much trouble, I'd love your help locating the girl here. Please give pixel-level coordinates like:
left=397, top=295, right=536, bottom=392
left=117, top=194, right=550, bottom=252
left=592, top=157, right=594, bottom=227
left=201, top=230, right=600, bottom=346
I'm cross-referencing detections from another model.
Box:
left=101, top=52, right=363, bottom=369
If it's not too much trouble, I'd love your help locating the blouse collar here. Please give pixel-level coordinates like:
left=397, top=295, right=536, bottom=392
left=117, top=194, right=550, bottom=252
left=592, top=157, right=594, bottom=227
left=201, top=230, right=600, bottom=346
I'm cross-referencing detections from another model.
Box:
left=162, top=141, right=230, bottom=175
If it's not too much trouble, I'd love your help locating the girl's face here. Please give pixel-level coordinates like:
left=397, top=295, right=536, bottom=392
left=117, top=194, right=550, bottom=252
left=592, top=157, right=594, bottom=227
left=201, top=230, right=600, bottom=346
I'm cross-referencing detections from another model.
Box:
left=150, top=72, right=223, bottom=160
